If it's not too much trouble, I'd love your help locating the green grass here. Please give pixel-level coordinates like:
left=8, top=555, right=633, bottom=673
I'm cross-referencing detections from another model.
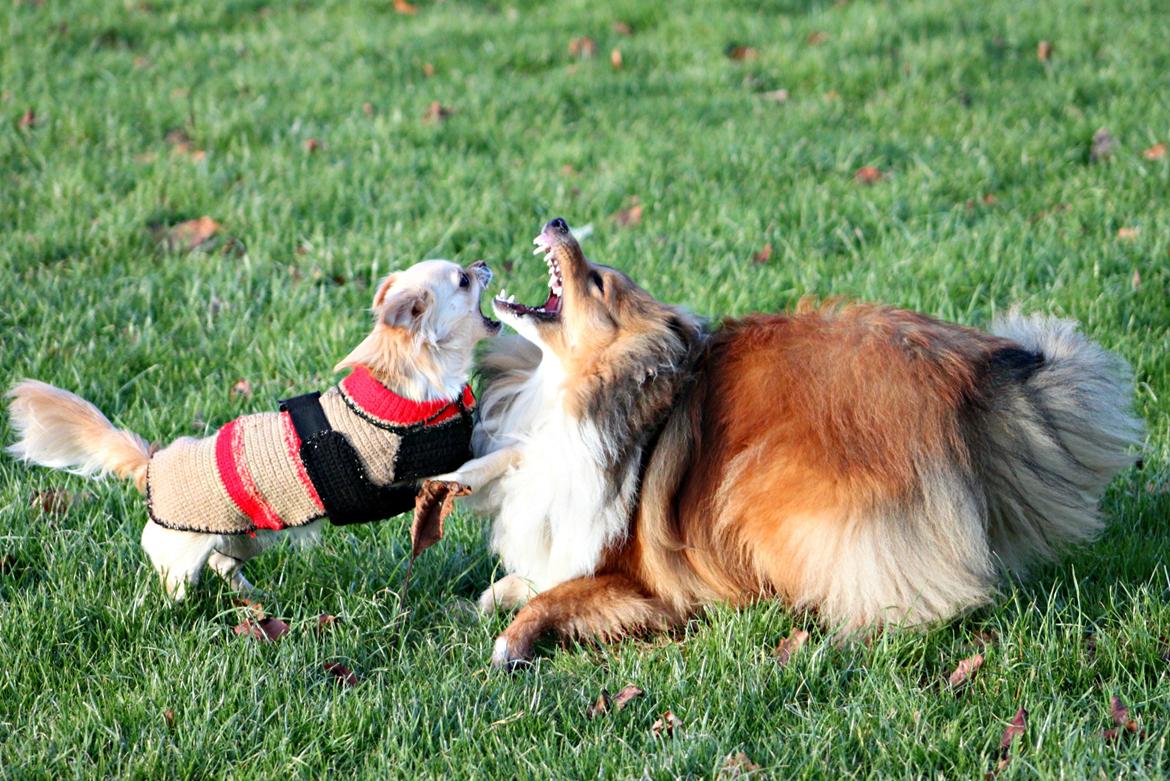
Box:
left=2, top=0, right=1169, bottom=777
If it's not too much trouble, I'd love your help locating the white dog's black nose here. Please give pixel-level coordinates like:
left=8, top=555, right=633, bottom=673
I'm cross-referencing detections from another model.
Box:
left=469, top=259, right=492, bottom=286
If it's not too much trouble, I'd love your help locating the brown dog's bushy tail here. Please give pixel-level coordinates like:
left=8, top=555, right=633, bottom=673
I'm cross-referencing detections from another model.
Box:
left=7, top=380, right=152, bottom=492
left=979, top=312, right=1144, bottom=572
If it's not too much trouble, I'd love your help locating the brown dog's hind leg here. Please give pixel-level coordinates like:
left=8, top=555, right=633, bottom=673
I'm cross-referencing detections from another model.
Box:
left=490, top=574, right=678, bottom=669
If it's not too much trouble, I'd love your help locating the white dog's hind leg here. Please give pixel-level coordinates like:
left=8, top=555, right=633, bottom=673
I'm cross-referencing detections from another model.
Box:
left=207, top=550, right=257, bottom=595
left=140, top=520, right=219, bottom=601
left=477, top=573, right=537, bottom=615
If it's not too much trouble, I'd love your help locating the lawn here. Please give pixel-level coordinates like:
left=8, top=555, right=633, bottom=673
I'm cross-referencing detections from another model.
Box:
left=2, top=0, right=1169, bottom=777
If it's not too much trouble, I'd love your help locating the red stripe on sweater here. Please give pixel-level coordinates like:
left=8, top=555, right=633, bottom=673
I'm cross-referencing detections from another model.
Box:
left=340, top=366, right=475, bottom=426
left=215, top=419, right=285, bottom=531
left=281, top=411, right=325, bottom=512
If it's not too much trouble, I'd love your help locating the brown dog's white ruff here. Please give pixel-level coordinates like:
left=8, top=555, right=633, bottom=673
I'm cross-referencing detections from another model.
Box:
left=450, top=219, right=1143, bottom=667
left=7, top=260, right=498, bottom=599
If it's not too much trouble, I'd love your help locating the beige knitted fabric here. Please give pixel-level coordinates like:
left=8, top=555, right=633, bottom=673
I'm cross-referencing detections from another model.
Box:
left=147, top=386, right=405, bottom=534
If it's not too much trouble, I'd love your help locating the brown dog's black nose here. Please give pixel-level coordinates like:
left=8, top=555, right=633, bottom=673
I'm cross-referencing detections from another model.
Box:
left=546, top=217, right=570, bottom=234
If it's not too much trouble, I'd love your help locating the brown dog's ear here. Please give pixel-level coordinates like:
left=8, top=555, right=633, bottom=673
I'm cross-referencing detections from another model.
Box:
left=381, top=288, right=433, bottom=330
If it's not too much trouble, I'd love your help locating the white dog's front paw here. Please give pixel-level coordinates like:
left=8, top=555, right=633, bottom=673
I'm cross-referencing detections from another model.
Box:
left=477, top=574, right=535, bottom=616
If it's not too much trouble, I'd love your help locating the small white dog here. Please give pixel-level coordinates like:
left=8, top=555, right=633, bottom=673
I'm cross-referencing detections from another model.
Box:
left=7, top=259, right=499, bottom=599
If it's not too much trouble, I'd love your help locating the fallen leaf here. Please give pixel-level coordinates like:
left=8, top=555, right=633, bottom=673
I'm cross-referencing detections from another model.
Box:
left=316, top=613, right=338, bottom=632
left=720, top=751, right=762, bottom=777
left=988, top=707, right=1027, bottom=778
left=1143, top=142, right=1167, bottom=160
left=162, top=708, right=175, bottom=728
left=569, top=36, right=597, bottom=59
left=393, top=0, right=416, bottom=14
left=610, top=48, right=622, bottom=69
left=947, top=652, right=984, bottom=689
left=807, top=31, right=828, bottom=45
left=1103, top=696, right=1143, bottom=741
left=1090, top=128, right=1117, bottom=163
left=422, top=62, right=435, bottom=77
left=973, top=630, right=999, bottom=650
left=752, top=243, right=773, bottom=264
left=165, top=128, right=205, bottom=161
left=774, top=628, right=809, bottom=666
left=133, top=55, right=152, bottom=69
left=651, top=710, right=682, bottom=737
left=727, top=45, right=758, bottom=61
left=362, top=101, right=375, bottom=116
left=612, top=684, right=644, bottom=710
left=230, top=378, right=253, bottom=398
left=613, top=198, right=643, bottom=227
left=587, top=689, right=611, bottom=719
left=1117, top=226, right=1139, bottom=239
left=1132, top=269, right=1141, bottom=290
left=422, top=101, right=453, bottom=123
left=323, top=661, right=358, bottom=687
left=412, top=480, right=471, bottom=560
left=18, top=109, right=36, bottom=129
left=612, top=21, right=632, bottom=35
left=305, top=138, right=321, bottom=154
left=233, top=595, right=267, bottom=619
left=156, top=216, right=220, bottom=252
left=854, top=166, right=883, bottom=184
left=31, top=489, right=81, bottom=516
left=760, top=89, right=789, bottom=103
left=233, top=616, right=290, bottom=642
left=1036, top=40, right=1053, bottom=62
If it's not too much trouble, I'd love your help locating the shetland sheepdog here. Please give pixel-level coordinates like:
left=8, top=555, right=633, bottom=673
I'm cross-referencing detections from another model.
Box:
left=438, top=218, right=1142, bottom=667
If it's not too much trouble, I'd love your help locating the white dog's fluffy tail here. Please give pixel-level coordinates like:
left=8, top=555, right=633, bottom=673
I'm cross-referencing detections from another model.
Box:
left=980, top=312, right=1144, bottom=572
left=7, top=380, right=152, bottom=492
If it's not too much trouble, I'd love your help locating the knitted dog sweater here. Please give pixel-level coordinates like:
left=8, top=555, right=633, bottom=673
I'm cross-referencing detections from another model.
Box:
left=146, top=366, right=474, bottom=535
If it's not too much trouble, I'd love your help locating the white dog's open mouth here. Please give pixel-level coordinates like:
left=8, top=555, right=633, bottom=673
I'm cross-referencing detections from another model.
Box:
left=493, top=230, right=563, bottom=321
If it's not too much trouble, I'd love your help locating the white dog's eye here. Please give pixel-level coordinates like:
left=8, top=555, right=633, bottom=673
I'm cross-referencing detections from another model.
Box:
left=458, top=272, right=470, bottom=289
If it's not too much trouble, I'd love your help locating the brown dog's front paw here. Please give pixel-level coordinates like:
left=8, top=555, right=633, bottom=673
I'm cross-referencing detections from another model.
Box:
left=490, top=634, right=533, bottom=671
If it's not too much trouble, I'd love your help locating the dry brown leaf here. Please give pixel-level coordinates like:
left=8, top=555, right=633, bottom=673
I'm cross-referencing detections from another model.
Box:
left=393, top=0, right=416, bottom=14
left=317, top=613, right=338, bottom=632
left=166, top=129, right=206, bottom=161
left=854, top=166, right=883, bottom=184
left=1103, top=696, right=1144, bottom=741
left=163, top=709, right=175, bottom=728
left=612, top=21, right=632, bottom=35
left=727, top=45, right=758, bottom=61
left=362, top=101, right=375, bottom=116
left=973, top=630, right=999, bottom=650
left=947, top=652, right=984, bottom=689
left=569, top=36, right=597, bottom=59
left=752, top=243, right=773, bottom=265
left=31, top=489, right=82, bottom=516
left=230, top=378, right=253, bottom=398
left=1132, top=269, right=1141, bottom=290
left=612, top=684, right=644, bottom=710
left=613, top=198, right=643, bottom=227
left=305, top=138, right=321, bottom=154
left=412, top=480, right=472, bottom=559
left=760, top=89, right=789, bottom=103
left=1117, top=226, right=1139, bottom=240
left=651, top=710, right=682, bottom=737
left=988, top=707, right=1027, bottom=778
left=157, top=216, right=220, bottom=252
left=422, top=62, right=435, bottom=77
left=18, top=109, right=36, bottom=129
left=1090, top=128, right=1117, bottom=163
left=1036, top=40, right=1053, bottom=62
left=587, top=689, right=611, bottom=719
left=720, top=751, right=762, bottom=777
left=323, top=661, right=359, bottom=687
left=422, top=101, right=453, bottom=123
left=807, top=31, right=829, bottom=45
left=610, top=48, right=623, bottom=69
left=774, top=628, right=809, bottom=666
left=233, top=616, right=290, bottom=642
left=1143, top=142, right=1167, bottom=160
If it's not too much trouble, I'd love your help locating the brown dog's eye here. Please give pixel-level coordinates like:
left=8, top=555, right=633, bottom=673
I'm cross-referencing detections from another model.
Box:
left=458, top=272, right=470, bottom=288
left=589, top=270, right=604, bottom=294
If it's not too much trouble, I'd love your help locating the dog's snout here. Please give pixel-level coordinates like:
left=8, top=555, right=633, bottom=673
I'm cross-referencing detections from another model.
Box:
left=545, top=217, right=570, bottom=235
left=469, top=259, right=492, bottom=286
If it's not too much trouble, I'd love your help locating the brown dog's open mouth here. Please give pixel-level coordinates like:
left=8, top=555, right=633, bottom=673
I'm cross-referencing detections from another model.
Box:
left=493, top=220, right=567, bottom=321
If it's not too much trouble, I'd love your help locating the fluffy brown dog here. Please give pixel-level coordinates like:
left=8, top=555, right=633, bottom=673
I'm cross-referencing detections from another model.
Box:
left=441, top=218, right=1142, bottom=667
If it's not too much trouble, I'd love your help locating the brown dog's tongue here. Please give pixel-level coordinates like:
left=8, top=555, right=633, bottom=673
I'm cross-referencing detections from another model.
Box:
left=402, top=480, right=472, bottom=599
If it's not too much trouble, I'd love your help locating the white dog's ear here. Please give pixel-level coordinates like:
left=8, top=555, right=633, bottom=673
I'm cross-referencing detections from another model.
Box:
left=381, top=288, right=433, bottom=331
left=372, top=274, right=397, bottom=309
